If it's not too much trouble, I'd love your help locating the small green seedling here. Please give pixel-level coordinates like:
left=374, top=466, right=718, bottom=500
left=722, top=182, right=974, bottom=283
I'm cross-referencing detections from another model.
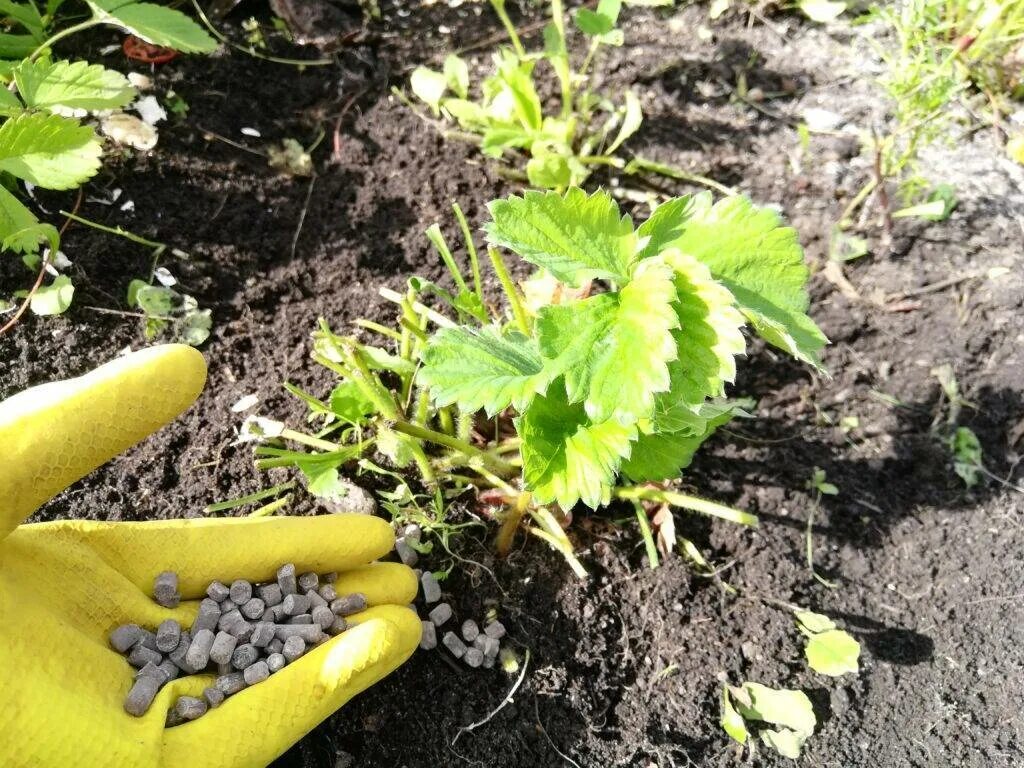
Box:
left=722, top=681, right=817, bottom=758
left=404, top=0, right=721, bottom=191
left=948, top=426, right=983, bottom=488
left=795, top=610, right=860, bottom=676
left=807, top=467, right=838, bottom=496
left=805, top=467, right=837, bottom=587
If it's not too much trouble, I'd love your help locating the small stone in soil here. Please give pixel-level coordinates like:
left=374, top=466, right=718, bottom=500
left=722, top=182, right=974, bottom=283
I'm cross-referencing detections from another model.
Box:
left=442, top=632, right=467, bottom=658
left=461, top=620, right=479, bottom=643
left=464, top=648, right=484, bottom=668
left=420, top=572, right=441, bottom=604
left=419, top=621, right=437, bottom=650
left=428, top=603, right=453, bottom=627
left=153, top=571, right=180, bottom=608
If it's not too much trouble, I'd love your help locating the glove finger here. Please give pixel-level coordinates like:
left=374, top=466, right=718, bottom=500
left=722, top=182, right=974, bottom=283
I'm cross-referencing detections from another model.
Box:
left=0, top=345, right=206, bottom=539
left=161, top=605, right=422, bottom=768
left=15, top=514, right=399, bottom=598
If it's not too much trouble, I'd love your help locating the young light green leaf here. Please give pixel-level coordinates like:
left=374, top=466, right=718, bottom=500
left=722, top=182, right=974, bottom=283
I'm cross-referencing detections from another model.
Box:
left=443, top=54, right=469, bottom=100
left=410, top=66, right=448, bottom=112
left=30, top=273, right=74, bottom=315
left=761, top=728, right=805, bottom=759
left=949, top=426, right=983, bottom=487
left=663, top=250, right=746, bottom=404
left=731, top=682, right=816, bottom=740
left=621, top=404, right=735, bottom=482
left=537, top=259, right=678, bottom=423
left=0, top=85, right=23, bottom=117
left=720, top=687, right=749, bottom=745
left=179, top=306, right=211, bottom=346
left=485, top=188, right=636, bottom=287
left=495, top=54, right=542, bottom=131
left=526, top=153, right=571, bottom=189
left=442, top=98, right=488, bottom=130
left=605, top=90, right=642, bottom=154
left=480, top=123, right=534, bottom=158
left=795, top=610, right=836, bottom=634
left=15, top=59, right=136, bottom=111
left=0, top=183, right=42, bottom=252
left=636, top=195, right=695, bottom=259
left=329, top=381, right=377, bottom=424
left=0, top=111, right=101, bottom=190
left=0, top=0, right=44, bottom=35
left=420, top=325, right=549, bottom=416
left=87, top=0, right=217, bottom=53
left=805, top=628, right=861, bottom=676
left=134, top=284, right=176, bottom=315
left=517, top=383, right=636, bottom=510
left=656, top=193, right=828, bottom=369
left=575, top=7, right=614, bottom=35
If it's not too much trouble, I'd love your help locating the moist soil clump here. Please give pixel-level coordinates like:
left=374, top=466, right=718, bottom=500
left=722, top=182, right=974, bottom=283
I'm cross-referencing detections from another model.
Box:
left=2, top=3, right=1022, bottom=766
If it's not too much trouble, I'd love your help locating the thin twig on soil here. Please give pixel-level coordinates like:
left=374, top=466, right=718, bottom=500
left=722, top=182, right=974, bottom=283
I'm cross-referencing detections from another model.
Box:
left=451, top=649, right=530, bottom=745
left=291, top=176, right=317, bottom=259
left=196, top=125, right=266, bottom=156
left=533, top=696, right=583, bottom=768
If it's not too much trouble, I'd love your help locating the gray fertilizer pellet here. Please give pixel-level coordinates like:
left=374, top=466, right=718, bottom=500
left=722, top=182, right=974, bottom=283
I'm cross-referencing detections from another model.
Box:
left=330, top=593, right=367, bottom=616
left=229, top=579, right=252, bottom=605
left=318, top=584, right=337, bottom=602
left=207, top=581, right=230, bottom=602
left=169, top=631, right=198, bottom=674
left=482, top=654, right=495, bottom=669
left=157, top=659, right=179, bottom=681
left=209, top=631, right=238, bottom=665
left=134, top=661, right=167, bottom=683
left=482, top=635, right=500, bottom=658
left=312, top=606, right=335, bottom=630
left=251, top=621, right=276, bottom=647
left=288, top=613, right=313, bottom=625
left=124, top=675, right=160, bottom=716
left=428, top=603, right=452, bottom=627
left=306, top=589, right=327, bottom=609
left=282, top=593, right=310, bottom=616
left=243, top=660, right=270, bottom=685
left=403, top=523, right=422, bottom=544
left=273, top=624, right=323, bottom=643
left=461, top=620, right=479, bottom=643
left=267, top=652, right=286, bottom=673
left=192, top=599, right=221, bottom=634
left=257, top=583, right=283, bottom=606
left=264, top=603, right=286, bottom=622
left=218, top=598, right=236, bottom=614
left=277, top=563, right=298, bottom=595
left=203, top=686, right=225, bottom=709
left=128, top=644, right=162, bottom=669
left=395, top=537, right=418, bottom=566
left=282, top=635, right=305, bottom=661
left=156, top=619, right=181, bottom=653
left=483, top=620, right=506, bottom=639
left=231, top=643, right=259, bottom=670
left=464, top=648, right=484, bottom=668
left=297, top=572, right=319, bottom=592
left=166, top=708, right=186, bottom=727
left=420, top=572, right=441, bottom=604
left=328, top=616, right=348, bottom=636
left=136, top=629, right=159, bottom=651
left=110, top=624, right=143, bottom=653
left=215, top=672, right=246, bottom=696
left=267, top=637, right=284, bottom=654
left=175, top=696, right=208, bottom=721
left=218, top=609, right=245, bottom=633
left=153, top=571, right=180, bottom=608
left=419, top=621, right=437, bottom=650
left=240, top=597, right=265, bottom=620
left=185, top=629, right=216, bottom=670
left=322, top=571, right=337, bottom=583
left=442, top=631, right=467, bottom=658
left=217, top=661, right=233, bottom=677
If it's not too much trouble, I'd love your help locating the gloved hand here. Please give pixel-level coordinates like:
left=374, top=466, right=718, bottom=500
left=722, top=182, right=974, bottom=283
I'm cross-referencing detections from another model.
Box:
left=0, top=345, right=421, bottom=768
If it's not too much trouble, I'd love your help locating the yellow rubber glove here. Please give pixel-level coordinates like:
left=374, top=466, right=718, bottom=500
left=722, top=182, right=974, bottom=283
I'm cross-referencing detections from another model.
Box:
left=0, top=345, right=421, bottom=768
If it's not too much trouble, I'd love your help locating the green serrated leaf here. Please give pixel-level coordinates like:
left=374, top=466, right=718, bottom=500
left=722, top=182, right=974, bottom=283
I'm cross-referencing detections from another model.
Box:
left=637, top=195, right=695, bottom=259
left=0, top=0, right=44, bottom=36
left=30, top=273, right=73, bottom=315
left=663, top=250, right=746, bottom=404
left=0, top=85, right=23, bottom=117
left=421, top=325, right=549, bottom=416
left=0, top=111, right=101, bottom=190
left=517, top=382, right=636, bottom=510
left=87, top=0, right=217, bottom=53
left=329, top=381, right=377, bottom=424
left=621, top=404, right=735, bottom=482
left=15, top=59, right=136, bottom=111
left=654, top=193, right=828, bottom=369
left=537, top=258, right=678, bottom=423
left=0, top=32, right=40, bottom=60
left=805, top=628, right=860, bottom=676
left=0, top=183, right=42, bottom=252
left=485, top=188, right=636, bottom=287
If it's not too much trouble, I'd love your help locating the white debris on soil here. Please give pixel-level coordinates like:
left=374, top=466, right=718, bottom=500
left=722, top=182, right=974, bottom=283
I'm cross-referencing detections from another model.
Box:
left=230, top=393, right=260, bottom=413
left=101, top=114, right=158, bottom=151
left=133, top=95, right=167, bottom=126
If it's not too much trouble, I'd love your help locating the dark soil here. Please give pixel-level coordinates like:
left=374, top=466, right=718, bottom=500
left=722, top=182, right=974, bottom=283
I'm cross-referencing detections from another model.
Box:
left=2, top=2, right=1023, bottom=766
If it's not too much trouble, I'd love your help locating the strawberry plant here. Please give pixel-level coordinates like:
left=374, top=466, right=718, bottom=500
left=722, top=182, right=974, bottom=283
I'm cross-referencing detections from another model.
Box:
left=402, top=0, right=726, bottom=192
left=0, top=0, right=215, bottom=324
left=250, top=188, right=826, bottom=573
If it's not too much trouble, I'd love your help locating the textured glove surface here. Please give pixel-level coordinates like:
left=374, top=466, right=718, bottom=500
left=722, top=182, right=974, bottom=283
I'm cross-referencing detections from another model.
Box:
left=0, top=346, right=421, bottom=768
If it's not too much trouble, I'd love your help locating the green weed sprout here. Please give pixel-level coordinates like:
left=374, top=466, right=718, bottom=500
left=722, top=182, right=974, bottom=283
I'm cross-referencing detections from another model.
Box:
left=256, top=188, right=826, bottom=575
